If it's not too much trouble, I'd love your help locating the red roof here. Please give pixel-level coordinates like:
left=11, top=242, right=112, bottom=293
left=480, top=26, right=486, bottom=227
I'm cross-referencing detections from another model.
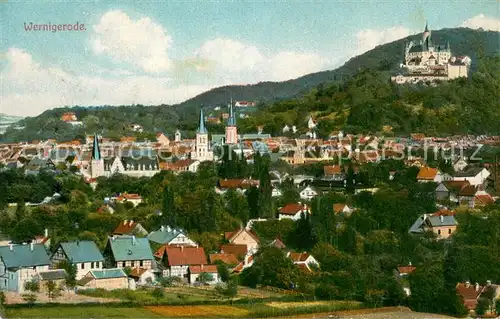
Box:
left=116, top=193, right=142, bottom=201
left=417, top=167, right=439, bottom=180
left=333, top=203, right=347, bottom=214
left=188, top=264, right=218, bottom=274
left=129, top=268, right=148, bottom=278
left=224, top=228, right=260, bottom=244
left=218, top=179, right=260, bottom=189
left=458, top=185, right=478, bottom=196
left=397, top=266, right=416, bottom=275
left=113, top=220, right=139, bottom=235
left=270, top=238, right=286, bottom=249
left=324, top=165, right=342, bottom=175
left=162, top=246, right=207, bottom=266
left=456, top=283, right=483, bottom=310
left=289, top=252, right=310, bottom=263
left=297, top=263, right=312, bottom=273
left=220, top=244, right=247, bottom=258
left=209, top=253, right=239, bottom=265
left=432, top=209, right=455, bottom=216
left=279, top=203, right=308, bottom=215
left=475, top=194, right=495, bottom=205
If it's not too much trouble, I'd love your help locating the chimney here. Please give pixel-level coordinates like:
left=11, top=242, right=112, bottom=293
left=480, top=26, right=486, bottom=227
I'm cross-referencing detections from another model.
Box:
left=201, top=264, right=204, bottom=271
left=160, top=225, right=165, bottom=232
left=475, top=283, right=480, bottom=292
left=123, top=220, right=128, bottom=225
left=44, top=228, right=48, bottom=238
left=132, top=235, right=136, bottom=245
left=486, top=280, right=492, bottom=286
left=465, top=281, right=470, bottom=288
left=440, top=215, right=444, bottom=223
left=167, top=226, right=171, bottom=232
left=423, top=214, right=428, bottom=220
left=8, top=243, right=13, bottom=251
left=408, top=261, right=412, bottom=266
left=30, top=242, right=34, bottom=251
left=129, top=220, right=134, bottom=226
left=181, top=246, right=184, bottom=252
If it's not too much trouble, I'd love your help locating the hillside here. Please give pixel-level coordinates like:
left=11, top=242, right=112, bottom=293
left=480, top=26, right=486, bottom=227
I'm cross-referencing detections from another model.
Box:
left=175, top=27, right=499, bottom=115
left=0, top=27, right=498, bottom=143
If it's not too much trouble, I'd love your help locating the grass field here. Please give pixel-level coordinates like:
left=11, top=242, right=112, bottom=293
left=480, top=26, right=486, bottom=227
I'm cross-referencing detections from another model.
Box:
left=4, top=306, right=162, bottom=318
left=5, top=301, right=363, bottom=318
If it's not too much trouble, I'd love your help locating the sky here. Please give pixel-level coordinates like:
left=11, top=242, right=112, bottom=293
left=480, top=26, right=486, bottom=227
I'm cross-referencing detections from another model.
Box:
left=0, top=0, right=499, bottom=117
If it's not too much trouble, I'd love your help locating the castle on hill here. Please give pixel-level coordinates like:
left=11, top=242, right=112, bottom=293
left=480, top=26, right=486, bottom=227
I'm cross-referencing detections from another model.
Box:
left=391, top=23, right=471, bottom=84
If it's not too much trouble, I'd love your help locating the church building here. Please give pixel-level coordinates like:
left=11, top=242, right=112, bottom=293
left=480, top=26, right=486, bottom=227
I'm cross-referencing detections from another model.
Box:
left=191, top=107, right=214, bottom=162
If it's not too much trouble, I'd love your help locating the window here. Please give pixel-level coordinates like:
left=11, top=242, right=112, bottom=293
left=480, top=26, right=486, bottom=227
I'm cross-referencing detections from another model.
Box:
left=81, top=263, right=85, bottom=269
left=140, top=261, right=143, bottom=267
left=131, top=261, right=135, bottom=267
left=438, top=230, right=441, bottom=235
left=448, top=229, right=452, bottom=234
left=91, top=262, right=94, bottom=269
left=122, top=262, right=126, bottom=267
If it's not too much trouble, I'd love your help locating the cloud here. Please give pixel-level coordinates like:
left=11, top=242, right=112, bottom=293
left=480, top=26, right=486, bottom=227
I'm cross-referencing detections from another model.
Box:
left=194, top=37, right=330, bottom=82
left=1, top=48, right=213, bottom=117
left=91, top=10, right=173, bottom=73
left=354, top=26, right=410, bottom=55
left=461, top=14, right=500, bottom=32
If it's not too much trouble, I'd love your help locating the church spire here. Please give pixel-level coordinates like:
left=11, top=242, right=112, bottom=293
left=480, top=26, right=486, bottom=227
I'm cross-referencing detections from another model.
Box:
left=424, top=22, right=429, bottom=32
left=227, top=100, right=236, bottom=127
left=92, top=133, right=101, bottom=160
left=197, top=106, right=208, bottom=134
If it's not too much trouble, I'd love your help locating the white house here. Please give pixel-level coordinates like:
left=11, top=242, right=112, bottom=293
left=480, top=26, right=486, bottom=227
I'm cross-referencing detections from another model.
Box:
left=452, top=167, right=490, bottom=186
left=155, top=246, right=207, bottom=280
left=188, top=265, right=219, bottom=284
left=51, top=241, right=105, bottom=280
left=129, top=267, right=156, bottom=286
left=278, top=203, right=311, bottom=221
left=0, top=243, right=50, bottom=293
left=299, top=186, right=318, bottom=201
left=271, top=188, right=282, bottom=197
left=147, top=226, right=197, bottom=247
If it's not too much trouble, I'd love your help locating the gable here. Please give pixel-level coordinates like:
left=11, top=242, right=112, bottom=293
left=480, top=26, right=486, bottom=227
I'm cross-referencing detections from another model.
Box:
left=435, top=183, right=449, bottom=192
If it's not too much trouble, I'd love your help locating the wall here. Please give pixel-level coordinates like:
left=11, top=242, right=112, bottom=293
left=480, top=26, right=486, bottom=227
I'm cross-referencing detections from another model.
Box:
left=84, top=277, right=128, bottom=290
left=116, top=259, right=153, bottom=270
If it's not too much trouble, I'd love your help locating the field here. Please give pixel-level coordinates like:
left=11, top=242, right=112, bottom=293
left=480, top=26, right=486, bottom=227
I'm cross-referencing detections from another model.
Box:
left=4, top=301, right=363, bottom=318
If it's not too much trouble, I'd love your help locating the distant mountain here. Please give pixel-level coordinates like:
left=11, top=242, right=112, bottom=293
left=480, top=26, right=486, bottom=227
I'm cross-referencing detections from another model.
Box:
left=175, top=28, right=499, bottom=115
left=0, top=114, right=24, bottom=134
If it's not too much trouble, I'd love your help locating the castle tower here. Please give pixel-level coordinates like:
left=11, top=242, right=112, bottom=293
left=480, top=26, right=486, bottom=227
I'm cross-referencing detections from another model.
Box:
left=90, top=134, right=105, bottom=178
left=174, top=129, right=181, bottom=142
left=225, top=100, right=238, bottom=145
left=191, top=107, right=213, bottom=161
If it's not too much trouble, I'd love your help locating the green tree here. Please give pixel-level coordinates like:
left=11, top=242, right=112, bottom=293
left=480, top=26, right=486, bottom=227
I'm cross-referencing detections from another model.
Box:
left=58, top=260, right=77, bottom=290
left=45, top=280, right=61, bottom=301
left=217, top=263, right=231, bottom=283
left=198, top=272, right=214, bottom=284
left=151, top=287, right=165, bottom=304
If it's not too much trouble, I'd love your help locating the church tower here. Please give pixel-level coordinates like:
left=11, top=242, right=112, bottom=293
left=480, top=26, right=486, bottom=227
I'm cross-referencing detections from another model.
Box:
left=423, top=22, right=432, bottom=50
left=90, top=134, right=105, bottom=178
left=191, top=107, right=213, bottom=161
left=225, top=100, right=238, bottom=145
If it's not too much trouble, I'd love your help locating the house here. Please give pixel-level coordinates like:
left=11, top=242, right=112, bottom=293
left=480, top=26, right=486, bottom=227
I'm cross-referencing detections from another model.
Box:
left=299, top=186, right=318, bottom=201
left=287, top=252, right=319, bottom=272
left=278, top=203, right=310, bottom=221
left=34, top=269, right=67, bottom=293
left=396, top=263, right=416, bottom=277
left=224, top=228, right=259, bottom=255
left=51, top=241, right=105, bottom=280
left=155, top=246, right=207, bottom=280
left=114, top=194, right=143, bottom=207
left=333, top=203, right=354, bottom=216
left=209, top=253, right=239, bottom=266
left=216, top=179, right=260, bottom=194
left=269, top=238, right=286, bottom=249
left=453, top=167, right=490, bottom=186
left=456, top=281, right=484, bottom=311
left=160, top=159, right=200, bottom=173
left=129, top=267, right=156, bottom=286
left=0, top=243, right=50, bottom=293
left=271, top=188, right=282, bottom=197
left=156, top=133, right=170, bottom=147
left=323, top=165, right=345, bottom=181
left=409, top=214, right=458, bottom=239
left=416, top=167, right=442, bottom=183
left=77, top=268, right=128, bottom=290
left=435, top=180, right=471, bottom=202
left=232, top=254, right=255, bottom=273
left=105, top=235, right=155, bottom=270
left=188, top=265, right=219, bottom=284
left=147, top=226, right=197, bottom=246
left=112, top=220, right=148, bottom=236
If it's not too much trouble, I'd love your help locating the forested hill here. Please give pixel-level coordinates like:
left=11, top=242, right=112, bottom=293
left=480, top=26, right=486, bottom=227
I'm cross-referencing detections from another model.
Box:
left=175, top=28, right=499, bottom=113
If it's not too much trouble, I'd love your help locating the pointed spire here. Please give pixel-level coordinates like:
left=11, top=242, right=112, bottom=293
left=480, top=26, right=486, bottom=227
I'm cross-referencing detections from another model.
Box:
left=197, top=106, right=207, bottom=134
left=227, top=100, right=236, bottom=127
left=92, top=133, right=101, bottom=160
left=424, top=22, right=429, bottom=32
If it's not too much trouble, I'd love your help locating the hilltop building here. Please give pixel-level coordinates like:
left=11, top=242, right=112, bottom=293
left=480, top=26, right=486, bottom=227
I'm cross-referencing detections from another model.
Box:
left=191, top=107, right=214, bottom=162
left=392, top=23, right=471, bottom=84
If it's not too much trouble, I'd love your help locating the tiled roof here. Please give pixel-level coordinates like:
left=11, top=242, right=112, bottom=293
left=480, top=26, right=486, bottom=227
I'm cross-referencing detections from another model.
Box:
left=432, top=208, right=455, bottom=216
left=224, top=228, right=260, bottom=244
left=333, top=203, right=347, bottom=213
left=220, top=244, right=247, bottom=258
left=279, top=203, right=307, bottom=215
left=57, top=241, right=104, bottom=263
left=218, top=179, right=260, bottom=189
left=38, top=269, right=67, bottom=281
left=163, top=246, right=207, bottom=266
left=324, top=165, right=342, bottom=175
left=0, top=244, right=50, bottom=268
left=426, top=215, right=458, bottom=227
left=108, top=236, right=154, bottom=261
left=209, top=253, right=239, bottom=265
left=417, top=167, right=439, bottom=180
left=289, top=252, right=310, bottom=262
left=475, top=194, right=495, bottom=205
left=129, top=267, right=148, bottom=278
left=147, top=227, right=184, bottom=245
left=397, top=266, right=416, bottom=275
left=113, top=220, right=140, bottom=235
left=189, top=265, right=218, bottom=274
left=456, top=283, right=483, bottom=310
left=458, top=185, right=478, bottom=196
left=90, top=268, right=127, bottom=279
left=442, top=180, right=470, bottom=193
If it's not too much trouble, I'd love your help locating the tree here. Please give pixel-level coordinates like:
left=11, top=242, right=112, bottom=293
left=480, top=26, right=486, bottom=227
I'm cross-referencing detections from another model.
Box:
left=293, top=212, right=315, bottom=250
left=217, top=263, right=231, bottom=283
left=22, top=280, right=40, bottom=305
left=58, top=260, right=77, bottom=290
left=151, top=287, right=165, bottom=304
left=476, top=297, right=490, bottom=317
left=197, top=272, right=214, bottom=284
left=216, top=277, right=238, bottom=301
left=45, top=280, right=61, bottom=301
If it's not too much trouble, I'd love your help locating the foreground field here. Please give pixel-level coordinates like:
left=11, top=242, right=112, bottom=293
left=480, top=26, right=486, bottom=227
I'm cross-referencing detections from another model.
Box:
left=5, top=301, right=362, bottom=318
